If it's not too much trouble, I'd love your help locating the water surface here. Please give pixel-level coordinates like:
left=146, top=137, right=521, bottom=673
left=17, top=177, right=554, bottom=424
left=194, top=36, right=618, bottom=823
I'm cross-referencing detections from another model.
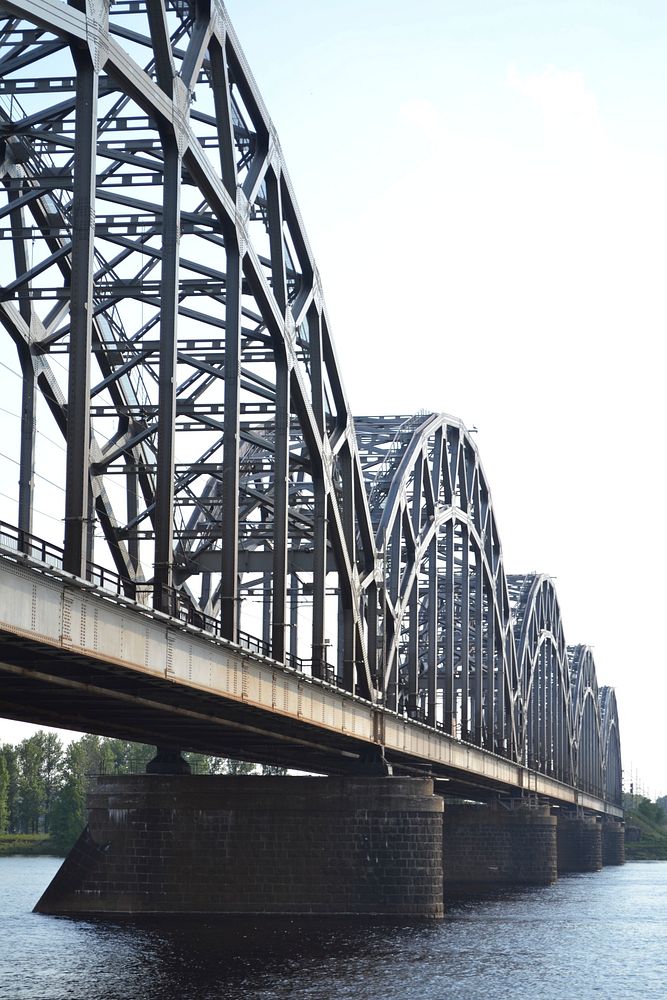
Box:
left=1, top=857, right=665, bottom=999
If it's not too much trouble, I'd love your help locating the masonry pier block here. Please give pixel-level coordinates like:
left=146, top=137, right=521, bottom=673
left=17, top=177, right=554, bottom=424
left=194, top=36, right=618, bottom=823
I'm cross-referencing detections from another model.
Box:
left=556, top=813, right=602, bottom=873
left=601, top=818, right=625, bottom=866
left=442, top=802, right=558, bottom=891
left=34, top=775, right=444, bottom=917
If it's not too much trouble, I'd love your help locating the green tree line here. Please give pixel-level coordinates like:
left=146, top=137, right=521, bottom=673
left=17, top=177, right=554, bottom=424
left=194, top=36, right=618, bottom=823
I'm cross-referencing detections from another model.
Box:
left=0, top=731, right=282, bottom=854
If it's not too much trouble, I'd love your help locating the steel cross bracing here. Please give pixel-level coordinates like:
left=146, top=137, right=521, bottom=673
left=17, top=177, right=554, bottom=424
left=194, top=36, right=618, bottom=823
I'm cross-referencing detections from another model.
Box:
left=0, top=0, right=622, bottom=805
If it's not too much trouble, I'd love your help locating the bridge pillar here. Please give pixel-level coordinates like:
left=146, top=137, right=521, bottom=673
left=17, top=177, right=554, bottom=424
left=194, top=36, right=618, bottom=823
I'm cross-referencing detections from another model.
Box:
left=556, top=812, right=602, bottom=873
left=35, top=775, right=444, bottom=918
left=601, top=818, right=625, bottom=866
left=442, top=800, right=557, bottom=891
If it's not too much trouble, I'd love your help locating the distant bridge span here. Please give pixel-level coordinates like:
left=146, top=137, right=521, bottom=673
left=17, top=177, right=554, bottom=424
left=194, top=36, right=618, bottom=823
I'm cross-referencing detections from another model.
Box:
left=0, top=1, right=621, bottom=815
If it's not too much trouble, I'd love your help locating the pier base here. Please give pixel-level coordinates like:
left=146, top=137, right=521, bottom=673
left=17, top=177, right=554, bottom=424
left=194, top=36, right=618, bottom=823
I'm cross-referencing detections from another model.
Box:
left=601, top=818, right=625, bottom=866
left=442, top=801, right=557, bottom=890
left=35, top=775, right=444, bottom=917
left=556, top=813, right=602, bottom=873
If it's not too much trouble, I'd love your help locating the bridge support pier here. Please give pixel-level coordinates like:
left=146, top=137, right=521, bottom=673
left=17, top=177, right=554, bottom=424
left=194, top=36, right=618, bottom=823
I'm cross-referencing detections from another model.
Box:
left=601, top=818, right=625, bottom=866
left=556, top=812, right=602, bottom=873
left=35, top=774, right=444, bottom=917
left=442, top=800, right=557, bottom=891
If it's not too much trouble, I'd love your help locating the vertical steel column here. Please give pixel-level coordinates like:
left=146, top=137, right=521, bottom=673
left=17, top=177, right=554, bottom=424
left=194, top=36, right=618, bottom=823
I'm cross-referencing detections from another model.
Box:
left=309, top=309, right=327, bottom=679
left=460, top=529, right=470, bottom=740
left=496, top=618, right=507, bottom=755
left=8, top=190, right=35, bottom=545
left=541, top=648, right=547, bottom=772
left=267, top=170, right=289, bottom=663
left=271, top=354, right=290, bottom=661
left=386, top=515, right=401, bottom=712
left=63, top=48, right=97, bottom=577
left=545, top=645, right=552, bottom=773
left=153, top=137, right=181, bottom=610
left=427, top=534, right=437, bottom=727
left=125, top=461, right=138, bottom=598
left=366, top=581, right=379, bottom=689
left=262, top=571, right=271, bottom=649
left=340, top=446, right=356, bottom=693
left=289, top=572, right=298, bottom=660
left=473, top=555, right=483, bottom=745
left=220, top=243, right=242, bottom=641
left=406, top=457, right=422, bottom=715
left=407, top=575, right=419, bottom=717
left=485, top=607, right=496, bottom=752
left=443, top=519, right=455, bottom=733
left=18, top=358, right=35, bottom=543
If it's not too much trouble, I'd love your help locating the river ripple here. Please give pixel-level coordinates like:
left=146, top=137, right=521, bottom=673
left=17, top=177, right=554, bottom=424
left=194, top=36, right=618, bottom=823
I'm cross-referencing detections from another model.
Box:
left=0, top=857, right=665, bottom=1000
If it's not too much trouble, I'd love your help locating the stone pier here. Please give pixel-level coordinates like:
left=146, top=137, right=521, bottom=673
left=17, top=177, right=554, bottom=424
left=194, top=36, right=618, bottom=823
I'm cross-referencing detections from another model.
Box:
left=442, top=801, right=558, bottom=890
left=601, top=818, right=625, bottom=866
left=35, top=775, right=444, bottom=918
left=556, top=812, right=602, bottom=873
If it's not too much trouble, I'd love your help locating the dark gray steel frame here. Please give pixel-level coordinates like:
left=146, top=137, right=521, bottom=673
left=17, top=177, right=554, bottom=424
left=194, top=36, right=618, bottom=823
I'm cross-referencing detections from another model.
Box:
left=0, top=0, right=622, bottom=805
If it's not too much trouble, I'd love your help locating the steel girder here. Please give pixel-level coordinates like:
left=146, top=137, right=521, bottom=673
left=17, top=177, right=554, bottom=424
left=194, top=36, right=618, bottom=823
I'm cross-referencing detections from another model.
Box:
left=355, top=413, right=518, bottom=760
left=569, top=645, right=603, bottom=798
left=600, top=685, right=622, bottom=804
left=509, top=574, right=573, bottom=783
left=0, top=1, right=622, bottom=805
left=507, top=572, right=621, bottom=802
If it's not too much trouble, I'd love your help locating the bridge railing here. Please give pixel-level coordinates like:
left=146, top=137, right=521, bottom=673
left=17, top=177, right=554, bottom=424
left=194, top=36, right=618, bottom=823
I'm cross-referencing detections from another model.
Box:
left=0, top=520, right=335, bottom=685
left=0, top=521, right=64, bottom=572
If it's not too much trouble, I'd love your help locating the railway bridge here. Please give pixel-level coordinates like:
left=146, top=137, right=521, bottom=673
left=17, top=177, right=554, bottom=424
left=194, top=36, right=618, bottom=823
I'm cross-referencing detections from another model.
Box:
left=0, top=0, right=622, bottom=916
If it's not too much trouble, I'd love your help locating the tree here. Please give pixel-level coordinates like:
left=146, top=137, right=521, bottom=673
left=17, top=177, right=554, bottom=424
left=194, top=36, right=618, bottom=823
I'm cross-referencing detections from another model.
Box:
left=224, top=758, right=256, bottom=775
left=103, top=739, right=154, bottom=773
left=50, top=741, right=88, bottom=854
left=16, top=734, right=47, bottom=833
left=0, top=744, right=19, bottom=833
left=0, top=751, right=8, bottom=833
left=41, top=731, right=64, bottom=832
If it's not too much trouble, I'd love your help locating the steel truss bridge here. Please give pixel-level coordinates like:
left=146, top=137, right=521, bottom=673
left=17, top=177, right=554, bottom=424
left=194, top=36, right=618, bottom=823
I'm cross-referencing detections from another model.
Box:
left=0, top=0, right=621, bottom=813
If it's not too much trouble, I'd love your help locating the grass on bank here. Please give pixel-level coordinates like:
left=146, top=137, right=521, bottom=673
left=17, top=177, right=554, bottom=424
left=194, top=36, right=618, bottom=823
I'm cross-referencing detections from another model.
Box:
left=624, top=810, right=667, bottom=861
left=0, top=834, right=62, bottom=857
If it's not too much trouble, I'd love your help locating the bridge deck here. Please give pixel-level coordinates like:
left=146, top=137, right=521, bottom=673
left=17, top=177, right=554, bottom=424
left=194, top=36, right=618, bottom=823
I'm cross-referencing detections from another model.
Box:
left=0, top=549, right=621, bottom=818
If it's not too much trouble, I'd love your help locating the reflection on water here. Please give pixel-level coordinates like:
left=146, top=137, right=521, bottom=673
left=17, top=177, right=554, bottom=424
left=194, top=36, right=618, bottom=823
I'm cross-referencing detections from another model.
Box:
left=1, top=857, right=666, bottom=1000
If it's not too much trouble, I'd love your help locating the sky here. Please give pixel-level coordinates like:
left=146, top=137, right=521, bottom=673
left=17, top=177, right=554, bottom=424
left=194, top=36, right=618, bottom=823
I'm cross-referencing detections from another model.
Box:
left=3, top=0, right=666, bottom=798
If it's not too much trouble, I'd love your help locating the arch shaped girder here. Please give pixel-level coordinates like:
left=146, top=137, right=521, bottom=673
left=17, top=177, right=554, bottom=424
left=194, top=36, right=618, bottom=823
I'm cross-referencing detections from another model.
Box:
left=355, top=413, right=518, bottom=758
left=568, top=645, right=603, bottom=797
left=0, top=0, right=378, bottom=700
left=508, top=575, right=572, bottom=784
left=600, top=686, right=622, bottom=806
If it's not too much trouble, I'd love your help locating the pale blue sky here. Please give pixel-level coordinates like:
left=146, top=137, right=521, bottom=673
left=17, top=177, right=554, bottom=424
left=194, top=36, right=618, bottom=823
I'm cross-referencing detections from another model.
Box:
left=224, top=0, right=667, bottom=797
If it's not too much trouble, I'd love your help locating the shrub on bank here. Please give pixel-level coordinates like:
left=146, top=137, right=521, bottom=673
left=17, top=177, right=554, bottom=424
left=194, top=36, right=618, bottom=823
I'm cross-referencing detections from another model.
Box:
left=0, top=833, right=62, bottom=856
left=624, top=809, right=667, bottom=861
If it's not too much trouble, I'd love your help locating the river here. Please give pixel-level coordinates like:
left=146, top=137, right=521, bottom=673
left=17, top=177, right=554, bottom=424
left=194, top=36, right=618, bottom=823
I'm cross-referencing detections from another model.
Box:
left=0, top=857, right=665, bottom=999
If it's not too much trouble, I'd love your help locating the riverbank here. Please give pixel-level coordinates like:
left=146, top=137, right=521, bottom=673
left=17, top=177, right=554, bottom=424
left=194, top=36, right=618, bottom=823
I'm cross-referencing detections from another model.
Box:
left=0, top=834, right=61, bottom=857
left=2, top=825, right=666, bottom=860
left=624, top=809, right=667, bottom=861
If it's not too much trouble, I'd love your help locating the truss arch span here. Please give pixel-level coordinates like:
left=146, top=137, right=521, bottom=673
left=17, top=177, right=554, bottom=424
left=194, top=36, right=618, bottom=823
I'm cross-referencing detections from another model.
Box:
left=355, top=413, right=519, bottom=758
left=600, top=685, right=622, bottom=805
left=568, top=645, right=603, bottom=797
left=508, top=574, right=573, bottom=784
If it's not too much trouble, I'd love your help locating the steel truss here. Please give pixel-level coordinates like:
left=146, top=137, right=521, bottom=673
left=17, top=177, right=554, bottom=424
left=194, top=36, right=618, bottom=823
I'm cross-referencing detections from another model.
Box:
left=0, top=1, right=621, bottom=804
